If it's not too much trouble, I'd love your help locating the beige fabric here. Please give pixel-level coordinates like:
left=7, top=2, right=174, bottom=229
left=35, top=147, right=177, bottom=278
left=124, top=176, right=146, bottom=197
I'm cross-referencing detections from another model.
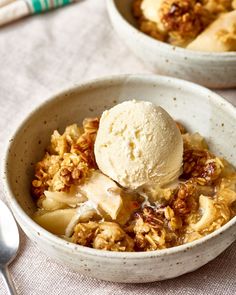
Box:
left=0, top=0, right=235, bottom=294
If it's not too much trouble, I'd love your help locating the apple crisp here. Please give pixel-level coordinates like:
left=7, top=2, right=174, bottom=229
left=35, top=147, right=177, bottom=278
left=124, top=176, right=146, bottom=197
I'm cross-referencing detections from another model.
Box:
left=132, top=0, right=236, bottom=50
left=32, top=118, right=236, bottom=252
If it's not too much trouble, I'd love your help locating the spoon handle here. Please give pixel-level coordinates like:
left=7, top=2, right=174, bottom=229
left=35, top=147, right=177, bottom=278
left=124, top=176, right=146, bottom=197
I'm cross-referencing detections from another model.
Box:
left=0, top=266, right=17, bottom=295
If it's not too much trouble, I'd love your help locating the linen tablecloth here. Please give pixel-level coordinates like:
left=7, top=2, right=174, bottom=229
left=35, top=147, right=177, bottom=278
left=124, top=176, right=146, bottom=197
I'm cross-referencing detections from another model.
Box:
left=0, top=1, right=235, bottom=294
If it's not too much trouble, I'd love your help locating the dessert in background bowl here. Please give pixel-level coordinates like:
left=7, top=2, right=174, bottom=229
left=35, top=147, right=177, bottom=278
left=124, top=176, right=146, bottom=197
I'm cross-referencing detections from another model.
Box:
left=134, top=0, right=236, bottom=51
left=106, top=0, right=236, bottom=88
left=3, top=74, right=236, bottom=282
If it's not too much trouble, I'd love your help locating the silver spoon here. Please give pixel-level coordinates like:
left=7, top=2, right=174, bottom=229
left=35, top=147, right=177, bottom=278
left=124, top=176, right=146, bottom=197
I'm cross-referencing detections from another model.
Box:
left=0, top=199, right=19, bottom=294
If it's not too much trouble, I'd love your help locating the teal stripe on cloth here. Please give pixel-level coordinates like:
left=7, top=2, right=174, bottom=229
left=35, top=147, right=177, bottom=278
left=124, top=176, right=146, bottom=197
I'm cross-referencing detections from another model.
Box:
left=62, top=0, right=71, bottom=5
left=55, top=0, right=59, bottom=8
left=31, top=0, right=43, bottom=13
left=26, top=0, right=73, bottom=13
left=43, top=0, right=49, bottom=10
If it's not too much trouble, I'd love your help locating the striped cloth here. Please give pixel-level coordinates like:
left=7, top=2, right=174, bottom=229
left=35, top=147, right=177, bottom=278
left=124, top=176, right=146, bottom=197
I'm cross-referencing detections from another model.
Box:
left=26, top=0, right=73, bottom=13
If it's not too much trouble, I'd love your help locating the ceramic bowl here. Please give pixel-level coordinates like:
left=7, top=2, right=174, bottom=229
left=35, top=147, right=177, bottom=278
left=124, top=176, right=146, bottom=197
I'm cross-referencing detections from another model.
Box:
left=106, top=0, right=236, bottom=89
left=3, top=74, right=236, bottom=283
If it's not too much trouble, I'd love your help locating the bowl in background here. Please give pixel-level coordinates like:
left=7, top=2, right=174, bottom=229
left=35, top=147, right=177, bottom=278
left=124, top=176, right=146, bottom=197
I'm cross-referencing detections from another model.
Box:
left=106, top=0, right=236, bottom=89
left=3, top=74, right=236, bottom=283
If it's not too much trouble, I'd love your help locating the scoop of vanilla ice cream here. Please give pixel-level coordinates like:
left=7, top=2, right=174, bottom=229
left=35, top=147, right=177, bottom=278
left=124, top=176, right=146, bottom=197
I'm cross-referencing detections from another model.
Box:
left=94, top=100, right=183, bottom=190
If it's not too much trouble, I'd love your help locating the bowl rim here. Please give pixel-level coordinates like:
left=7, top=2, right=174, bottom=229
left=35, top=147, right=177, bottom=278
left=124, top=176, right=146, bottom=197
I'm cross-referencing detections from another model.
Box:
left=3, top=73, right=236, bottom=259
left=107, top=0, right=236, bottom=60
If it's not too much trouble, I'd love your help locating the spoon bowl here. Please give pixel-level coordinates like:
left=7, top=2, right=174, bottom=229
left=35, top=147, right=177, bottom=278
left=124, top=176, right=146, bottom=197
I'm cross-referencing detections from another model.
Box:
left=0, top=199, right=19, bottom=294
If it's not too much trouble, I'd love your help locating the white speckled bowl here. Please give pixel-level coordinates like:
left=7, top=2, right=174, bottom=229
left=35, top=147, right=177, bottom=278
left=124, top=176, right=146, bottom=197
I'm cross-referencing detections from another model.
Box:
left=107, top=0, right=236, bottom=89
left=3, top=75, right=236, bottom=283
